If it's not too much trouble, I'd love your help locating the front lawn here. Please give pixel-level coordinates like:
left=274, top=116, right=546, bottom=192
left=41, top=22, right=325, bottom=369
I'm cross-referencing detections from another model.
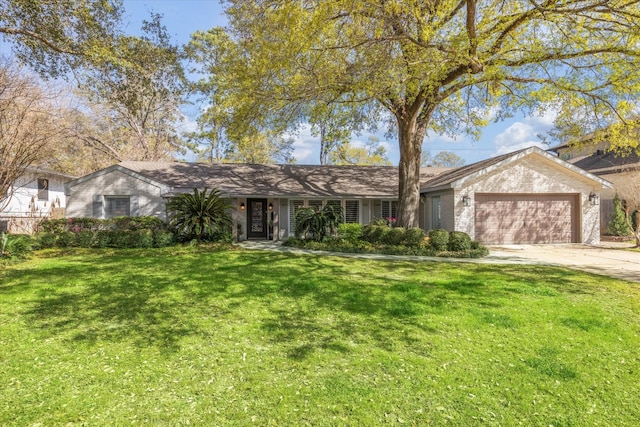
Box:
left=1, top=247, right=639, bottom=425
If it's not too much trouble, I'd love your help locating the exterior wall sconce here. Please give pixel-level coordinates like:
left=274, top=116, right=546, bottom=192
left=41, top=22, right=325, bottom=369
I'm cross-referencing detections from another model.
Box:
left=268, top=202, right=273, bottom=211
left=462, top=195, right=471, bottom=207
left=239, top=202, right=246, bottom=211
left=588, top=192, right=599, bottom=206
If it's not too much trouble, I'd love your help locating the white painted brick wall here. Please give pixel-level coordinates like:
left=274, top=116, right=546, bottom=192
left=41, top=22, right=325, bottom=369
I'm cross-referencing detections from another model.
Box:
left=66, top=170, right=167, bottom=219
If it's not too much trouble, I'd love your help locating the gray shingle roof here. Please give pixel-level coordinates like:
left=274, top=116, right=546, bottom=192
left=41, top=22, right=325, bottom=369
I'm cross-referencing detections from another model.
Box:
left=568, top=151, right=640, bottom=175
left=420, top=149, right=520, bottom=190
left=118, top=161, right=451, bottom=198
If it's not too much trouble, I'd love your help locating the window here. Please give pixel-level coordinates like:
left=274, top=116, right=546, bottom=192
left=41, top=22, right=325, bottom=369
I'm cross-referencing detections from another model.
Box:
left=381, top=200, right=398, bottom=220
left=105, top=196, right=130, bottom=218
left=431, top=196, right=441, bottom=229
left=308, top=199, right=323, bottom=212
left=289, top=200, right=304, bottom=231
left=345, top=200, right=359, bottom=223
left=37, top=178, right=49, bottom=201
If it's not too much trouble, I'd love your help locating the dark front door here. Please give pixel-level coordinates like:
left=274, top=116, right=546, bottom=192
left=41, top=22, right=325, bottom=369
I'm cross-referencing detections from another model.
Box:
left=247, top=198, right=268, bottom=239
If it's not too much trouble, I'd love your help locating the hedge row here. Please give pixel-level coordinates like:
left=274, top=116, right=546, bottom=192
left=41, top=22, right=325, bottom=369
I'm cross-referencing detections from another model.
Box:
left=285, top=224, right=488, bottom=258
left=37, top=229, right=175, bottom=249
left=35, top=216, right=176, bottom=249
left=40, top=216, right=167, bottom=233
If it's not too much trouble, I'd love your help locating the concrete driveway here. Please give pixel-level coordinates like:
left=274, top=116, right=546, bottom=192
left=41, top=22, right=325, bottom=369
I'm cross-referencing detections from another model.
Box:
left=486, top=242, right=640, bottom=283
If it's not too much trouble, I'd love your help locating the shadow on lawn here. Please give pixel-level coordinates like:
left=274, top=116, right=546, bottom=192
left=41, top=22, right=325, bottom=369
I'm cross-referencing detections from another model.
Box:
left=6, top=248, right=593, bottom=356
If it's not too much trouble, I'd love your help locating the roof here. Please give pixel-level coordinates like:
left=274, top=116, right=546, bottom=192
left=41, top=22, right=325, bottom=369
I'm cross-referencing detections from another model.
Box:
left=569, top=151, right=640, bottom=176
left=66, top=147, right=612, bottom=199
left=23, top=166, right=77, bottom=181
left=420, top=146, right=612, bottom=191
left=115, top=161, right=451, bottom=198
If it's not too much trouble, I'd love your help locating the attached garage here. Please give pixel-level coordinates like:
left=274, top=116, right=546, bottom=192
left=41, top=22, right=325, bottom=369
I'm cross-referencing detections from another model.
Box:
left=420, top=147, right=613, bottom=246
left=474, top=193, right=579, bottom=244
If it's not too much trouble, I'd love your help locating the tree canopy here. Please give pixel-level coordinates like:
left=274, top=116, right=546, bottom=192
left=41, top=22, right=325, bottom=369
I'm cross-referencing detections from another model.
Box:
left=211, top=0, right=640, bottom=227
left=0, top=0, right=125, bottom=78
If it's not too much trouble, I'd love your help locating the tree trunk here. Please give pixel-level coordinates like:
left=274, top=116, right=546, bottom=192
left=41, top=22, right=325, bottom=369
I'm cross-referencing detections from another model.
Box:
left=396, top=113, right=428, bottom=229
left=319, top=125, right=328, bottom=165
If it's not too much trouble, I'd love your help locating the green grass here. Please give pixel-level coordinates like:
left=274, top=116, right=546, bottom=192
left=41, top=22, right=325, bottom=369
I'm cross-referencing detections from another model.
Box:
left=1, top=247, right=639, bottom=426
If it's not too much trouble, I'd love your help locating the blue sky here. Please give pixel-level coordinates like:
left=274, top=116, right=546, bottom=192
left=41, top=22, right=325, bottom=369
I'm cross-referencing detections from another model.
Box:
left=122, top=0, right=555, bottom=165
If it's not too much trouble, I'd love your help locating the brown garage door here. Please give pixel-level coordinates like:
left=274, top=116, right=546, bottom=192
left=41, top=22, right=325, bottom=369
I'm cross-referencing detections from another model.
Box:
left=475, top=194, right=578, bottom=244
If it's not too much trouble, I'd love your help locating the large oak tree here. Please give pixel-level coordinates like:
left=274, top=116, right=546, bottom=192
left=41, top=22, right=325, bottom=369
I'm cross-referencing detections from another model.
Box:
left=0, top=0, right=124, bottom=78
left=214, top=0, right=640, bottom=227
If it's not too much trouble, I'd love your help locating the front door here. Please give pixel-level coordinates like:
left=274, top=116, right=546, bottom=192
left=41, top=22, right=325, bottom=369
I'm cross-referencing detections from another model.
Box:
left=247, top=198, right=268, bottom=239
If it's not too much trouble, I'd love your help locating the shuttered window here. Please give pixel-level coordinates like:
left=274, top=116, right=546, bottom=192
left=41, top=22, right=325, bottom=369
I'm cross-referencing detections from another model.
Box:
left=308, top=200, right=323, bottom=212
left=381, top=200, right=398, bottom=220
left=345, top=200, right=359, bottom=223
left=289, top=200, right=304, bottom=232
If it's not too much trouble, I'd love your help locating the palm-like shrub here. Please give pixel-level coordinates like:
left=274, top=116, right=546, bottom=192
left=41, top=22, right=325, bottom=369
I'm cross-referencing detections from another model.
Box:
left=167, top=188, right=232, bottom=242
left=294, top=204, right=344, bottom=241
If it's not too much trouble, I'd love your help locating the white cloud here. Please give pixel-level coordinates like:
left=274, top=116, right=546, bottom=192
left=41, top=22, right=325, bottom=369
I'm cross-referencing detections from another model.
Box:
left=492, top=110, right=557, bottom=156
left=176, top=113, right=198, bottom=134
left=292, top=139, right=315, bottom=162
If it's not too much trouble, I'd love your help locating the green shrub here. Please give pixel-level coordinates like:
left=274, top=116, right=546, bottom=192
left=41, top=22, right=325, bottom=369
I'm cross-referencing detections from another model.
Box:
left=153, top=230, right=176, bottom=248
left=38, top=232, right=58, bottom=249
left=75, top=231, right=95, bottom=248
left=0, top=232, right=7, bottom=257
left=0, top=234, right=35, bottom=258
left=38, top=219, right=68, bottom=233
left=56, top=231, right=75, bottom=248
left=94, top=230, right=113, bottom=248
left=403, top=227, right=425, bottom=247
left=448, top=231, right=472, bottom=251
left=338, top=223, right=364, bottom=243
left=362, top=224, right=391, bottom=244
left=607, top=194, right=632, bottom=236
left=167, top=188, right=233, bottom=242
left=382, top=227, right=405, bottom=246
left=111, top=231, right=134, bottom=248
left=132, top=229, right=154, bottom=248
left=428, top=229, right=449, bottom=251
left=294, top=204, right=344, bottom=241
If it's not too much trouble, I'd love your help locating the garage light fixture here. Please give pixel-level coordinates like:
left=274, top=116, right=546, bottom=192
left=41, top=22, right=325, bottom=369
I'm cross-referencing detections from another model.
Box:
left=239, top=202, right=246, bottom=211
left=462, top=195, right=471, bottom=207
left=588, top=192, right=599, bottom=206
left=268, top=202, right=273, bottom=211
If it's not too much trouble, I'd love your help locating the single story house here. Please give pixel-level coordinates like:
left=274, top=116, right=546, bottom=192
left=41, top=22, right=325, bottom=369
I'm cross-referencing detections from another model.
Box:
left=550, top=142, right=640, bottom=230
left=65, top=146, right=611, bottom=245
left=1, top=168, right=74, bottom=233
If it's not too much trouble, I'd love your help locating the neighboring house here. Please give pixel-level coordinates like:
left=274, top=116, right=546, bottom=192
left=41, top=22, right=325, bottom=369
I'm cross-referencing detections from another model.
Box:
left=65, top=147, right=610, bottom=245
left=1, top=168, right=75, bottom=233
left=549, top=142, right=640, bottom=230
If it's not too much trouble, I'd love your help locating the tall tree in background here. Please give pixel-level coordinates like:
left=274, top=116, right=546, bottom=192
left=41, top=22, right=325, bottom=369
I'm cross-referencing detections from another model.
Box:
left=225, top=132, right=294, bottom=164
left=0, top=0, right=124, bottom=78
left=0, top=63, right=68, bottom=212
left=186, top=28, right=235, bottom=164
left=220, top=1, right=640, bottom=227
left=78, top=14, right=188, bottom=161
left=421, top=151, right=465, bottom=168
left=2, top=1, right=188, bottom=166
left=329, top=137, right=391, bottom=166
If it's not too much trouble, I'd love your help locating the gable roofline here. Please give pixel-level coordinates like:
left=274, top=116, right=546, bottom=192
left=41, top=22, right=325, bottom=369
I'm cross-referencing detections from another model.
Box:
left=64, top=164, right=169, bottom=196
left=421, top=146, right=612, bottom=193
left=23, top=167, right=77, bottom=181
